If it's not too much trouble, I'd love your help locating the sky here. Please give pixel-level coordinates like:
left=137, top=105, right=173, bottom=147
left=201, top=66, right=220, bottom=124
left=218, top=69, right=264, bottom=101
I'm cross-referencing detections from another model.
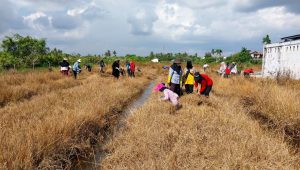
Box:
left=0, top=0, right=300, bottom=56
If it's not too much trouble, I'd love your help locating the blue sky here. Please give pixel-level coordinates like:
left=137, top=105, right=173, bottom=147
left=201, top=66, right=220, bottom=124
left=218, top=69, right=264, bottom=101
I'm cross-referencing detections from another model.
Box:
left=0, top=0, right=300, bottom=56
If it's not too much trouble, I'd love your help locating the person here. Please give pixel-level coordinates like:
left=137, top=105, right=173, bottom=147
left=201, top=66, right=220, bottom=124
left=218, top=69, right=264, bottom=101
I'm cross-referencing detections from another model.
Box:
left=72, top=59, right=81, bottom=79
left=130, top=60, right=135, bottom=77
left=99, top=60, right=105, bottom=73
left=203, top=63, right=209, bottom=72
left=59, top=58, right=70, bottom=76
left=230, top=62, right=238, bottom=75
left=224, top=64, right=231, bottom=78
left=218, top=62, right=226, bottom=77
left=112, top=60, right=120, bottom=80
left=154, top=83, right=182, bottom=110
left=194, top=72, right=213, bottom=97
left=183, top=60, right=195, bottom=94
left=84, top=64, right=92, bottom=72
left=125, top=60, right=131, bottom=77
left=243, top=68, right=254, bottom=77
left=167, top=58, right=182, bottom=96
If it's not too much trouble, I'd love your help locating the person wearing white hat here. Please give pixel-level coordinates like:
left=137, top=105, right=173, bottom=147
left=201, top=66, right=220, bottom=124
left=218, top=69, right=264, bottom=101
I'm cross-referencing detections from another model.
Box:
left=59, top=58, right=70, bottom=76
left=72, top=59, right=81, bottom=79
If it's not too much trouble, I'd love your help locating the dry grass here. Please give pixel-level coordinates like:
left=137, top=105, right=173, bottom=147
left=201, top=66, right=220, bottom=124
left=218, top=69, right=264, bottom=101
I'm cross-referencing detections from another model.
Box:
left=0, top=70, right=81, bottom=107
left=101, top=71, right=300, bottom=169
left=0, top=64, right=158, bottom=169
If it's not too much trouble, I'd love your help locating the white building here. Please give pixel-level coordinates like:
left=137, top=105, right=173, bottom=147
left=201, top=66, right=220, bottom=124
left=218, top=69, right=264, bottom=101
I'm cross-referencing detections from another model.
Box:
left=262, top=34, right=300, bottom=79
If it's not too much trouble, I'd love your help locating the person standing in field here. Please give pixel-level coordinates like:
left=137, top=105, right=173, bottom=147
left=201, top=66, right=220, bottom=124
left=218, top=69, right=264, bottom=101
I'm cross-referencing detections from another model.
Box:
left=130, top=60, right=135, bottom=78
left=154, top=83, right=182, bottom=110
left=125, top=60, right=131, bottom=77
left=112, top=60, right=120, bottom=80
left=194, top=72, right=213, bottom=97
left=224, top=63, right=231, bottom=78
left=72, top=59, right=81, bottom=79
left=59, top=58, right=70, bottom=76
left=203, top=63, right=209, bottom=72
left=218, top=62, right=226, bottom=77
left=230, top=62, right=238, bottom=75
left=183, top=60, right=195, bottom=94
left=168, top=58, right=182, bottom=96
left=99, top=60, right=105, bottom=73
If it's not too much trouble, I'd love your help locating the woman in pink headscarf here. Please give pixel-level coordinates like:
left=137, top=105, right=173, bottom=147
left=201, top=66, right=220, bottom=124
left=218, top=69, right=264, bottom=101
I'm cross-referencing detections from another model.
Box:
left=154, top=83, right=182, bottom=110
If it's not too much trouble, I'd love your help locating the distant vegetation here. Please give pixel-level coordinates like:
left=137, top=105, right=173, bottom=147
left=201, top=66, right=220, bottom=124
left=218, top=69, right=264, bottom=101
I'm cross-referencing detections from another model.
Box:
left=0, top=34, right=261, bottom=71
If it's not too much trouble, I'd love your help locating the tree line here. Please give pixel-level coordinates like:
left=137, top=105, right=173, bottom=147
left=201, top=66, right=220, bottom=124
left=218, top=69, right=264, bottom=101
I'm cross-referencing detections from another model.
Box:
left=0, top=34, right=261, bottom=71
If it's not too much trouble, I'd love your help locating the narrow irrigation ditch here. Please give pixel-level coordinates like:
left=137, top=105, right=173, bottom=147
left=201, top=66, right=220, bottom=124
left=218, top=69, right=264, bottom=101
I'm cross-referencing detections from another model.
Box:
left=74, top=82, right=155, bottom=169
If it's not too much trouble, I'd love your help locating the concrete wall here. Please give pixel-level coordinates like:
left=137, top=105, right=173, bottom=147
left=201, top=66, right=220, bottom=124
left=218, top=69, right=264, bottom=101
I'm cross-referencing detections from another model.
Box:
left=263, top=40, right=300, bottom=79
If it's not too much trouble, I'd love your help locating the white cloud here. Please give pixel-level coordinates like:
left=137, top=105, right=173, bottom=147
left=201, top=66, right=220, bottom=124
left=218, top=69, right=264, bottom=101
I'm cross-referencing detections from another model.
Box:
left=23, top=12, right=50, bottom=31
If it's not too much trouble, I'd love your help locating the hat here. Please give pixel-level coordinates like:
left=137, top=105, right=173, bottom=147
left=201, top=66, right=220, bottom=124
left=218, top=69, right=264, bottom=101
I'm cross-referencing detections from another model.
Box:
left=154, top=83, right=165, bottom=92
left=63, top=58, right=68, bottom=61
left=77, top=59, right=81, bottom=62
left=174, top=58, right=182, bottom=64
left=194, top=72, right=202, bottom=81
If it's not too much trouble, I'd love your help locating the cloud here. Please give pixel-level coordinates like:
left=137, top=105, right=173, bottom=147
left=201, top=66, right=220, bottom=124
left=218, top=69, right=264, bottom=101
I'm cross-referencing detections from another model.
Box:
left=0, top=0, right=25, bottom=33
left=127, top=9, right=157, bottom=35
left=51, top=14, right=79, bottom=30
left=23, top=12, right=51, bottom=31
left=232, top=0, right=300, bottom=13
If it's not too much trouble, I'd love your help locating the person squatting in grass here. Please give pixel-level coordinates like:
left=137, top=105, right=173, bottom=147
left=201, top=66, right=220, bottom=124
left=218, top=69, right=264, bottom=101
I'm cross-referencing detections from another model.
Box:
left=243, top=68, right=254, bottom=78
left=72, top=59, right=81, bottom=79
left=183, top=60, right=195, bottom=94
left=154, top=83, right=182, bottom=110
left=194, top=72, right=213, bottom=97
left=112, top=60, right=120, bottom=80
left=168, top=58, right=183, bottom=96
left=59, top=58, right=70, bottom=76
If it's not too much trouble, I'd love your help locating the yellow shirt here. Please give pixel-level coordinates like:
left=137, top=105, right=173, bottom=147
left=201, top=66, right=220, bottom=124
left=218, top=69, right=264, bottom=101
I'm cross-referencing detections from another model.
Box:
left=184, top=68, right=194, bottom=85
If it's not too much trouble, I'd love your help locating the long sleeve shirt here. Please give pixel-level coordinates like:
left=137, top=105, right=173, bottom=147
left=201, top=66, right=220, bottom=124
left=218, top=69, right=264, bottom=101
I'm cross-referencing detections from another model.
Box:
left=162, top=89, right=179, bottom=105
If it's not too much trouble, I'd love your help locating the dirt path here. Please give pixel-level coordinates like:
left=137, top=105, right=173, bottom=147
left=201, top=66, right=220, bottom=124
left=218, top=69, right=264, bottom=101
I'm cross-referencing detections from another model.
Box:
left=75, top=81, right=156, bottom=169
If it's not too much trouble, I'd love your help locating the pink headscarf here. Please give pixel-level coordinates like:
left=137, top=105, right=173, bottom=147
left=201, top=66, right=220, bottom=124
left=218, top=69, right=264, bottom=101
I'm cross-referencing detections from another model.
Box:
left=154, top=83, right=165, bottom=92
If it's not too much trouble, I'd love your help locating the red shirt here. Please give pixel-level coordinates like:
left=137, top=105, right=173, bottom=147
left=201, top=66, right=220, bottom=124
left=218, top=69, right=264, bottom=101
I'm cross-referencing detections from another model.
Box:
left=225, top=68, right=231, bottom=75
left=130, top=62, right=135, bottom=72
left=194, top=74, right=213, bottom=93
left=244, top=69, right=254, bottom=74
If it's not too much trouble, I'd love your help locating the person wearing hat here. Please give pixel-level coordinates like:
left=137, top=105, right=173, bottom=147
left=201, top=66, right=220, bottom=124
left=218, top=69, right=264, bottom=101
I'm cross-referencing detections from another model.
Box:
left=183, top=60, right=195, bottom=94
left=112, top=60, right=120, bottom=80
left=72, top=59, right=81, bottom=79
left=194, top=72, right=213, bottom=97
left=167, top=58, right=183, bottom=96
left=59, top=58, right=70, bottom=76
left=154, top=83, right=182, bottom=110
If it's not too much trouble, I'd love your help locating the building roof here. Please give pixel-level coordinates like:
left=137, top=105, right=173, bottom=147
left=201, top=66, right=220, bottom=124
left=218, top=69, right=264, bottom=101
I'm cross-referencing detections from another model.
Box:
left=250, top=51, right=262, bottom=55
left=281, top=34, right=300, bottom=42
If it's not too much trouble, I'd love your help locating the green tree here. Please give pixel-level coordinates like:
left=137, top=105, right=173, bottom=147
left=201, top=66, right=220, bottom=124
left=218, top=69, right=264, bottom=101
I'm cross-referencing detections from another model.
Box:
left=113, top=50, right=117, bottom=56
left=262, top=34, right=271, bottom=44
left=1, top=34, right=20, bottom=69
left=105, top=50, right=111, bottom=57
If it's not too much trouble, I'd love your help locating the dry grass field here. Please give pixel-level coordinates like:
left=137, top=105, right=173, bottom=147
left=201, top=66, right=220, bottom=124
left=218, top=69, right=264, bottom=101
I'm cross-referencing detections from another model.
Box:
left=1, top=63, right=300, bottom=169
left=0, top=64, right=158, bottom=169
left=101, top=68, right=300, bottom=169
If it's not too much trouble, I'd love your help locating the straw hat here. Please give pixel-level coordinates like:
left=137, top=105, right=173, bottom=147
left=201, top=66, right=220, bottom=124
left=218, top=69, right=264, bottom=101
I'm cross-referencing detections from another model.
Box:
left=77, top=59, right=81, bottom=62
left=63, top=58, right=68, bottom=61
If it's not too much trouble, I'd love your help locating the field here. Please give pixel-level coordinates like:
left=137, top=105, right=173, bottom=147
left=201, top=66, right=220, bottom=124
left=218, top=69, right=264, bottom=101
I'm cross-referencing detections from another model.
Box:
left=0, top=65, right=157, bottom=169
left=1, top=64, right=300, bottom=169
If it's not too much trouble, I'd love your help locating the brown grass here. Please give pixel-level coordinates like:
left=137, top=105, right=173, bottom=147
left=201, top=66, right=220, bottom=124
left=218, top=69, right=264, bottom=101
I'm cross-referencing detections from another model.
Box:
left=101, top=70, right=300, bottom=169
left=0, top=64, right=158, bottom=169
